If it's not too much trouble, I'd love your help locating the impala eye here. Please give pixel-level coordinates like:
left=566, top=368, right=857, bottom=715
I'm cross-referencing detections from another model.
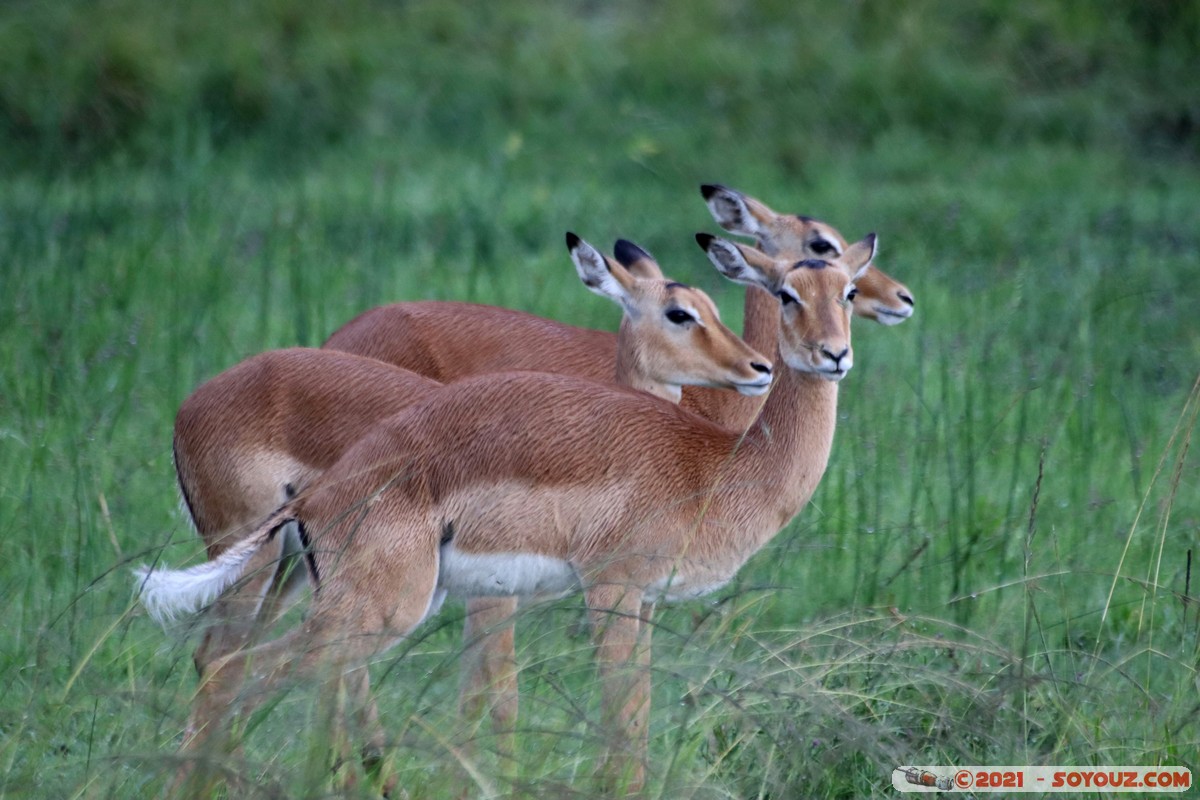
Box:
left=847, top=287, right=859, bottom=302
left=777, top=290, right=798, bottom=306
left=809, top=239, right=836, bottom=256
left=666, top=309, right=694, bottom=325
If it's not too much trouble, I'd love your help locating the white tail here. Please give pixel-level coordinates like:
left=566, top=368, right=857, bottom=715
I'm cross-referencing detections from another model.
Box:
left=133, top=521, right=284, bottom=625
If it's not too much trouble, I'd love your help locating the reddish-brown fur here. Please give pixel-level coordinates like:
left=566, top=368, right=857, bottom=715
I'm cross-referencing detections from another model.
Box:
left=174, top=349, right=442, bottom=557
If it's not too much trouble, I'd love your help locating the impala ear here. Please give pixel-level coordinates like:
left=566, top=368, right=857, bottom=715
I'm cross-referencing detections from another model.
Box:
left=613, top=239, right=663, bottom=280
left=841, top=233, right=877, bottom=281
left=700, top=183, right=771, bottom=238
left=567, top=232, right=638, bottom=309
left=695, top=233, right=782, bottom=292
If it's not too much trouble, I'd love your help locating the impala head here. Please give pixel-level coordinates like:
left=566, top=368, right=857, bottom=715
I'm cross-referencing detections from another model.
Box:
left=700, top=183, right=913, bottom=325
left=697, top=232, right=877, bottom=381
left=566, top=232, right=773, bottom=399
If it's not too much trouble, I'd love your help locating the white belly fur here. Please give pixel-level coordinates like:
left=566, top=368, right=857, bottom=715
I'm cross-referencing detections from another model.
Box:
left=438, top=544, right=580, bottom=598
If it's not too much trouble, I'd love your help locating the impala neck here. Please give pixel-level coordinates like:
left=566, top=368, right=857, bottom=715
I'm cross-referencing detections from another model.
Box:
left=614, top=318, right=682, bottom=403
left=741, top=235, right=784, bottom=356
left=674, top=286, right=780, bottom=428
left=740, top=285, right=782, bottom=358
left=719, top=356, right=840, bottom=533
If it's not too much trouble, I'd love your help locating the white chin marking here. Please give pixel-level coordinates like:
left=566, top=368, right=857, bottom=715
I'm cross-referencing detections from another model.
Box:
left=736, top=382, right=771, bottom=397
left=438, top=545, right=580, bottom=598
left=873, top=306, right=911, bottom=326
left=783, top=353, right=850, bottom=380
left=812, top=364, right=849, bottom=381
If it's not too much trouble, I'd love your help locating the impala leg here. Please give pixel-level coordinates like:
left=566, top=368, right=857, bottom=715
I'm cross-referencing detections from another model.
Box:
left=175, top=622, right=369, bottom=797
left=191, top=531, right=292, bottom=677
left=633, top=600, right=655, bottom=774
left=459, top=596, right=519, bottom=762
left=189, top=528, right=397, bottom=791
left=174, top=529, right=441, bottom=798
left=325, top=666, right=393, bottom=796
left=347, top=666, right=400, bottom=797
left=585, top=583, right=650, bottom=795
left=313, top=665, right=355, bottom=791
left=176, top=618, right=414, bottom=798
left=171, top=534, right=292, bottom=796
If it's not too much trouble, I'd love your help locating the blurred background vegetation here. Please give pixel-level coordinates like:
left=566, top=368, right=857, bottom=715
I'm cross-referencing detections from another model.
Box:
left=2, top=0, right=1196, bottom=169
left=2, top=1, right=1197, bottom=796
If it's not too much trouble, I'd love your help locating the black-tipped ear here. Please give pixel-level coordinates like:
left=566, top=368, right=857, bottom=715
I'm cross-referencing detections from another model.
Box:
left=700, top=235, right=782, bottom=292
left=613, top=239, right=654, bottom=268
left=701, top=184, right=766, bottom=238
left=841, top=233, right=878, bottom=280
left=570, top=235, right=636, bottom=306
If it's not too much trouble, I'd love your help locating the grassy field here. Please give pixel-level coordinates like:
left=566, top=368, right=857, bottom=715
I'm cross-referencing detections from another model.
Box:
left=2, top=1, right=1198, bottom=797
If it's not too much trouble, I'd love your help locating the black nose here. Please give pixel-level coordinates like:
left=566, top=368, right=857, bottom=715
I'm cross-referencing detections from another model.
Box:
left=898, top=291, right=914, bottom=307
left=822, top=347, right=849, bottom=364
left=751, top=362, right=772, bottom=375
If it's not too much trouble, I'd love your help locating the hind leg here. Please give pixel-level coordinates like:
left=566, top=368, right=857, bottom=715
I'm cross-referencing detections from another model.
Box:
left=585, top=583, right=651, bottom=796
left=346, top=666, right=400, bottom=797
left=173, top=524, right=442, bottom=797
left=174, top=617, right=379, bottom=797
left=191, top=528, right=298, bottom=676
left=459, top=596, right=519, bottom=763
left=169, top=530, right=294, bottom=797
left=187, top=521, right=394, bottom=788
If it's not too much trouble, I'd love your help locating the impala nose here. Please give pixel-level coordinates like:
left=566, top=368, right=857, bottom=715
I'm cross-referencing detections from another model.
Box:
left=737, top=360, right=774, bottom=396
left=898, top=291, right=914, bottom=307
left=822, top=346, right=849, bottom=366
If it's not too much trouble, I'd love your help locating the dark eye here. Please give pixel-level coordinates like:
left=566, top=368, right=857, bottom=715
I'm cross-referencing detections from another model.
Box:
left=665, top=309, right=694, bottom=325
left=777, top=291, right=796, bottom=306
left=847, top=288, right=859, bottom=301
left=809, top=239, right=836, bottom=256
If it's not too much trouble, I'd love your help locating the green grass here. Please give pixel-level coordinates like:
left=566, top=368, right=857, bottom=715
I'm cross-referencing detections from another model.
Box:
left=2, top=1, right=1199, bottom=797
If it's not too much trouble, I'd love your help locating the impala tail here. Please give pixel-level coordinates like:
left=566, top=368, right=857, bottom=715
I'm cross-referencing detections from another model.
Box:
left=133, top=513, right=293, bottom=626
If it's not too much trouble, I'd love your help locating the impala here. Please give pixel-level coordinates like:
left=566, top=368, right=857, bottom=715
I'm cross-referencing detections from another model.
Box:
left=143, top=233, right=771, bottom=792
left=137, top=232, right=876, bottom=793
